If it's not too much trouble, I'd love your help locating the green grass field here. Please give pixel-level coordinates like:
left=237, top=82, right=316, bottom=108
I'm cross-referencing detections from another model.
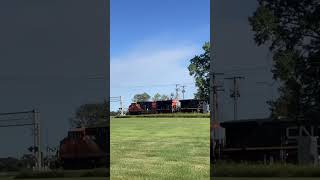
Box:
left=110, top=117, right=210, bottom=180
left=216, top=178, right=320, bottom=180
left=0, top=178, right=106, bottom=180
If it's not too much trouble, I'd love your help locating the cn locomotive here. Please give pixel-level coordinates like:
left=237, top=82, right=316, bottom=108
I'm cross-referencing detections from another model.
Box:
left=58, top=124, right=109, bottom=169
left=128, top=99, right=209, bottom=115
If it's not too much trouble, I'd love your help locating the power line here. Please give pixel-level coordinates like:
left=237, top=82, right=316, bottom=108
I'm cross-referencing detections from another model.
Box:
left=220, top=65, right=270, bottom=74
left=0, top=110, right=42, bottom=170
left=0, top=117, right=32, bottom=122
left=0, top=110, right=34, bottom=116
left=0, top=123, right=34, bottom=128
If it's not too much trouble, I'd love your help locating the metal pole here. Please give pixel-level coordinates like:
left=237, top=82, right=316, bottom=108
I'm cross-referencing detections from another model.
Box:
left=175, top=84, right=180, bottom=100
left=120, top=96, right=124, bottom=116
left=33, top=110, right=37, bottom=170
left=182, top=85, right=186, bottom=99
left=225, top=76, right=244, bottom=121
left=233, top=78, right=237, bottom=121
left=34, top=109, right=42, bottom=171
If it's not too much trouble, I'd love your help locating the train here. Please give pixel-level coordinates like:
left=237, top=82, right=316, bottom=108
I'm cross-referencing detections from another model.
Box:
left=213, top=118, right=320, bottom=164
left=58, top=124, right=109, bottom=169
left=128, top=99, right=209, bottom=115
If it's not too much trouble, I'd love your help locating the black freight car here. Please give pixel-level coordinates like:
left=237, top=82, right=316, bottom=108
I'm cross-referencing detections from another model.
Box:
left=217, top=118, right=320, bottom=163
left=180, top=99, right=205, bottom=113
left=156, top=99, right=180, bottom=113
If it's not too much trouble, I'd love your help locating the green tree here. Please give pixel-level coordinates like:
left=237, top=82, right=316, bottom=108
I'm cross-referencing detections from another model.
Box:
left=152, top=93, right=170, bottom=101
left=152, top=93, right=162, bottom=101
left=69, top=101, right=108, bottom=128
left=161, top=94, right=170, bottom=100
left=132, top=92, right=151, bottom=102
left=188, top=42, right=210, bottom=101
left=249, top=0, right=320, bottom=120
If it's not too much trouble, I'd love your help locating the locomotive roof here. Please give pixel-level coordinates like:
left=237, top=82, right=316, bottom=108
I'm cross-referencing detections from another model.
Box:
left=179, top=99, right=205, bottom=101
left=69, top=127, right=86, bottom=132
left=70, top=120, right=109, bottom=130
left=133, top=99, right=204, bottom=103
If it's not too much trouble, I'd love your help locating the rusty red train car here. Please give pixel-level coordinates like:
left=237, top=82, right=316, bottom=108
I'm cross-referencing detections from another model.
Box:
left=59, top=125, right=109, bottom=169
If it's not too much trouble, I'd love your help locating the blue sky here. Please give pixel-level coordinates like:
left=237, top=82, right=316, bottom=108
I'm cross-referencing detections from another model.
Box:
left=110, top=0, right=210, bottom=111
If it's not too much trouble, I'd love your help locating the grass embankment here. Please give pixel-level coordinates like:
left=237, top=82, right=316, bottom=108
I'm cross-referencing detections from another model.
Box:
left=111, top=117, right=210, bottom=179
left=214, top=162, right=320, bottom=177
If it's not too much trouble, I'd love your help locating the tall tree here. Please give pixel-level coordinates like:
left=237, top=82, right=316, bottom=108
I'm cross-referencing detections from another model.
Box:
left=132, top=92, right=151, bottom=102
left=152, top=93, right=170, bottom=101
left=161, top=94, right=170, bottom=101
left=152, top=93, right=162, bottom=101
left=188, top=42, right=210, bottom=102
left=249, top=0, right=320, bottom=120
left=69, top=101, right=108, bottom=128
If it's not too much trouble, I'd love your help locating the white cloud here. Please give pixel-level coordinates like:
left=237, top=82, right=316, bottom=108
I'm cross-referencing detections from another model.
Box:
left=109, top=38, right=204, bottom=111
left=111, top=41, right=200, bottom=89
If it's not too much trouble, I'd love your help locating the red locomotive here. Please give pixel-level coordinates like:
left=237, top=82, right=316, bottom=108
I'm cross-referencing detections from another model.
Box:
left=128, top=103, right=144, bottom=115
left=59, top=125, right=109, bottom=169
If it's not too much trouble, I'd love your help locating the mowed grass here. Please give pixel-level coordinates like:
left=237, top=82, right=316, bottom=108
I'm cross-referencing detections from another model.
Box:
left=110, top=117, right=210, bottom=180
left=216, top=178, right=320, bottom=180
left=0, top=178, right=106, bottom=180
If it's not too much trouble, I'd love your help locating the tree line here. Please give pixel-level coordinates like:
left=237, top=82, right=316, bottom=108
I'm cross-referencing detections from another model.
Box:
left=132, top=92, right=173, bottom=102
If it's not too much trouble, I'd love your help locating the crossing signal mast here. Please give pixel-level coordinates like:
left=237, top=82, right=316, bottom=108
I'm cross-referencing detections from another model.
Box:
left=110, top=96, right=125, bottom=116
left=0, top=110, right=42, bottom=171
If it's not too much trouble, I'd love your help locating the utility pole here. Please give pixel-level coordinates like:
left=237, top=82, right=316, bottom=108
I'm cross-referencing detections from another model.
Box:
left=225, top=76, right=245, bottom=121
left=212, top=74, right=224, bottom=122
left=210, top=70, right=224, bottom=164
left=0, top=110, right=41, bottom=170
left=33, top=109, right=42, bottom=171
left=181, top=85, right=186, bottom=99
left=175, top=84, right=180, bottom=100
